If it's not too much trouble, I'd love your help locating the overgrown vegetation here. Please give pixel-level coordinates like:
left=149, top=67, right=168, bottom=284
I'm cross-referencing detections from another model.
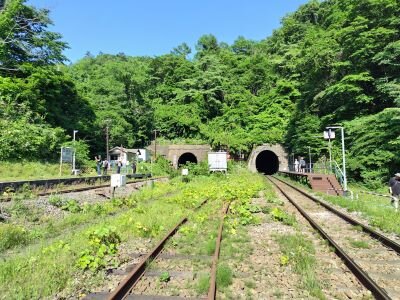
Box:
left=77, top=226, right=121, bottom=271
left=0, top=168, right=265, bottom=298
left=322, top=189, right=400, bottom=236
left=1, top=0, right=398, bottom=185
left=276, top=234, right=325, bottom=299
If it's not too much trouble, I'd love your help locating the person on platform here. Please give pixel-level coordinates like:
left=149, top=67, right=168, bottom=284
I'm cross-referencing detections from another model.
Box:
left=117, top=158, right=122, bottom=174
left=299, top=157, right=306, bottom=173
left=95, top=155, right=102, bottom=176
left=389, top=173, right=400, bottom=211
left=131, top=161, right=136, bottom=174
left=102, top=159, right=109, bottom=175
left=294, top=158, right=299, bottom=172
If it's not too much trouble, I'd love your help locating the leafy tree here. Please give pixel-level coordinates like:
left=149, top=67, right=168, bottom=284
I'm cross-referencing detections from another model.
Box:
left=0, top=0, right=67, bottom=71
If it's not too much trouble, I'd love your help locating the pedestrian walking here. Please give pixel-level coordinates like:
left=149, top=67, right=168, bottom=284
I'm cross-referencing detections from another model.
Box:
left=95, top=155, right=102, bottom=176
left=299, top=157, right=306, bottom=173
left=389, top=173, right=400, bottom=211
left=294, top=159, right=299, bottom=172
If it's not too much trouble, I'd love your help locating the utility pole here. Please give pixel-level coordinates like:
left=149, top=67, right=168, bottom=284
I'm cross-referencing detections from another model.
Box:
left=308, top=146, right=312, bottom=173
left=104, top=119, right=111, bottom=162
left=72, top=130, right=78, bottom=175
left=153, top=130, right=159, bottom=160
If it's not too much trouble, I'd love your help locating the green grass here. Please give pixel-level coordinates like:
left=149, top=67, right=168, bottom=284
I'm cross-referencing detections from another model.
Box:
left=196, top=274, right=210, bottom=295
left=216, top=264, right=233, bottom=288
left=348, top=239, right=370, bottom=249
left=0, top=161, right=85, bottom=181
left=323, top=190, right=400, bottom=235
left=277, top=175, right=400, bottom=236
left=0, top=159, right=171, bottom=182
left=275, top=234, right=325, bottom=300
left=0, top=167, right=265, bottom=299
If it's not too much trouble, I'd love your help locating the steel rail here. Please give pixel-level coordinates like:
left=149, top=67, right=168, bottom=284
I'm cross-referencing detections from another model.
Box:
left=37, top=177, right=165, bottom=197
left=272, top=175, right=400, bottom=254
left=0, top=173, right=152, bottom=193
left=207, top=202, right=230, bottom=300
left=108, top=199, right=208, bottom=300
left=267, top=176, right=391, bottom=300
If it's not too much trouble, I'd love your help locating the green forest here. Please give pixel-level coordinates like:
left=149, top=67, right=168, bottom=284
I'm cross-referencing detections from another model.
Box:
left=0, top=0, right=399, bottom=185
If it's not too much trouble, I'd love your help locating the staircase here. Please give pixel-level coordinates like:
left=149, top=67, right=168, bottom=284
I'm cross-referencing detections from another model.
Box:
left=307, top=174, right=342, bottom=196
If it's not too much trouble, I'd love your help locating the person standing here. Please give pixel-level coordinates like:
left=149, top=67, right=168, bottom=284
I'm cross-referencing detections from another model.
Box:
left=132, top=160, right=137, bottom=174
left=102, top=158, right=109, bottom=175
left=117, top=158, right=122, bottom=174
left=389, top=173, right=400, bottom=211
left=299, top=157, right=306, bottom=173
left=95, top=155, right=102, bottom=176
left=294, top=158, right=299, bottom=172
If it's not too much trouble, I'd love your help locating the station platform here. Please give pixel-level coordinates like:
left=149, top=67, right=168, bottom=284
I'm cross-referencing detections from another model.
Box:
left=278, top=171, right=342, bottom=196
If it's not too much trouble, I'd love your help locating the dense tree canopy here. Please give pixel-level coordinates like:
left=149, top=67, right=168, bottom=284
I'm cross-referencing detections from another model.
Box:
left=1, top=0, right=399, bottom=184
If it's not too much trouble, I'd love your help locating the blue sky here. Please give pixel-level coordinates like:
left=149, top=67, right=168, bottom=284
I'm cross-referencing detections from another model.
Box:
left=28, top=0, right=309, bottom=63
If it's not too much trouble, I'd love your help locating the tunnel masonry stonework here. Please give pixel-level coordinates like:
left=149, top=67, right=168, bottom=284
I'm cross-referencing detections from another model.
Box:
left=147, top=142, right=210, bottom=168
left=248, top=144, right=289, bottom=174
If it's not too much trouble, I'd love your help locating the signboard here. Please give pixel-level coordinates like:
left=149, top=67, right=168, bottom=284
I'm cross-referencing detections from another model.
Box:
left=61, top=147, right=73, bottom=163
left=323, top=130, right=335, bottom=140
left=111, top=174, right=127, bottom=187
left=208, top=152, right=227, bottom=173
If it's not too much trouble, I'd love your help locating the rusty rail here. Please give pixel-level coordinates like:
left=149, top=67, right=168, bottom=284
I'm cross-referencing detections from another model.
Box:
left=107, top=199, right=208, bottom=300
left=1, top=176, right=165, bottom=201
left=108, top=217, right=188, bottom=300
left=207, top=202, right=230, bottom=300
left=272, top=175, right=400, bottom=253
left=267, top=176, right=392, bottom=300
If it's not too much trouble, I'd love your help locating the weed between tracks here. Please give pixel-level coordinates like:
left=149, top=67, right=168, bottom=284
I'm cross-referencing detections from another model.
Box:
left=0, top=169, right=265, bottom=299
left=275, top=234, right=325, bottom=299
left=218, top=177, right=326, bottom=299
left=277, top=175, right=400, bottom=236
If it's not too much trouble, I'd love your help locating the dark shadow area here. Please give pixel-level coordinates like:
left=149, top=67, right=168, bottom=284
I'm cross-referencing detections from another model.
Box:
left=178, top=152, right=198, bottom=167
left=256, top=150, right=279, bottom=175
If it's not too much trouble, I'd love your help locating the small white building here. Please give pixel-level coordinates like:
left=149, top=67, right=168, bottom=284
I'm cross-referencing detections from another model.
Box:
left=109, top=147, right=149, bottom=165
left=131, top=148, right=150, bottom=162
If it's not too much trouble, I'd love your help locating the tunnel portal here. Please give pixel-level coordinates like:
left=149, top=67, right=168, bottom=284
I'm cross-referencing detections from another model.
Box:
left=255, top=150, right=279, bottom=175
left=177, top=152, right=198, bottom=167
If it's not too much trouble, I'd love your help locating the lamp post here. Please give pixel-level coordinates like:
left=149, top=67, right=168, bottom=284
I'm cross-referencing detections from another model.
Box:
left=72, top=130, right=78, bottom=175
left=326, top=126, right=347, bottom=191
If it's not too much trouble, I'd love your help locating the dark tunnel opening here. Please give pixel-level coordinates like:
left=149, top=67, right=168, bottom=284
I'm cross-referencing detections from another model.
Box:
left=255, top=150, right=279, bottom=175
left=178, top=152, right=198, bottom=167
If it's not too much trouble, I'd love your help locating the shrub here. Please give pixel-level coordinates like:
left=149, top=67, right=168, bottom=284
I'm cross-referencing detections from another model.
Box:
left=0, top=224, right=30, bottom=251
left=77, top=226, right=121, bottom=271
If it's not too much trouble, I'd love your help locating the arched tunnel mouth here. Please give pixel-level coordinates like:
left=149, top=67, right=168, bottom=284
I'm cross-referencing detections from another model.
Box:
left=255, top=150, right=279, bottom=175
left=178, top=152, right=198, bottom=167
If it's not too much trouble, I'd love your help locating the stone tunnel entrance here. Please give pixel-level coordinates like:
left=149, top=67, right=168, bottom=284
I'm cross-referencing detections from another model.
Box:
left=177, top=152, right=198, bottom=167
left=255, top=150, right=279, bottom=174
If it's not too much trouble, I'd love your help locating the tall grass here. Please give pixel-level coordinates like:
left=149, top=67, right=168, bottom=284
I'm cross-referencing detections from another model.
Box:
left=323, top=190, right=400, bottom=235
left=0, top=161, right=81, bottom=181
left=276, top=234, right=325, bottom=299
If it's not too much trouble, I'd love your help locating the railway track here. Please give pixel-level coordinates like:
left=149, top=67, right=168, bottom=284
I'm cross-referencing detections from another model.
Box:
left=0, top=174, right=162, bottom=201
left=0, top=173, right=152, bottom=194
left=267, top=175, right=400, bottom=300
left=86, top=200, right=230, bottom=300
